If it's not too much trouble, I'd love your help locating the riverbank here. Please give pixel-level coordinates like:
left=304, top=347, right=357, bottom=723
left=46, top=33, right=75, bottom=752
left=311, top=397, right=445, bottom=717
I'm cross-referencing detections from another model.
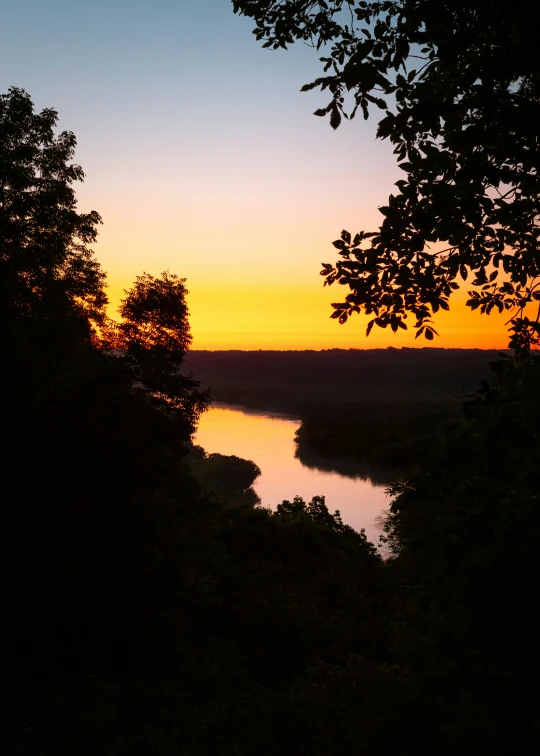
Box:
left=184, top=348, right=496, bottom=475
left=194, top=405, right=389, bottom=540
left=295, top=401, right=462, bottom=481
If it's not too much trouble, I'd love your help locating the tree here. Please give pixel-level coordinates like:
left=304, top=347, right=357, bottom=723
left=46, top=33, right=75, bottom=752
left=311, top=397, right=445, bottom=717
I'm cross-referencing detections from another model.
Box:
left=379, top=355, right=540, bottom=753
left=232, top=1, right=540, bottom=350
left=278, top=493, right=348, bottom=531
left=118, top=271, right=209, bottom=431
left=0, top=91, right=214, bottom=686
left=189, top=447, right=262, bottom=506
left=0, top=87, right=107, bottom=341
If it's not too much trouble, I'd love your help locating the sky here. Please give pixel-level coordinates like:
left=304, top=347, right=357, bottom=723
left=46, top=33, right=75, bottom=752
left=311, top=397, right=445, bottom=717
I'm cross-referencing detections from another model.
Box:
left=0, top=0, right=509, bottom=349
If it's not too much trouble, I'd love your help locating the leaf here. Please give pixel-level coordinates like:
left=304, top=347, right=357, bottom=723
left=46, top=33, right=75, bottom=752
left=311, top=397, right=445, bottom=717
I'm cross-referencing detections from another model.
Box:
left=330, top=105, right=342, bottom=129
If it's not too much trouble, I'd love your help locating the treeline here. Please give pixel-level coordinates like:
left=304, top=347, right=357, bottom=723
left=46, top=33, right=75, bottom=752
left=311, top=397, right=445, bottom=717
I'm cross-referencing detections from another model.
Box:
left=184, top=348, right=506, bottom=413
left=185, top=348, right=503, bottom=478
left=295, top=401, right=462, bottom=482
left=4, top=88, right=540, bottom=754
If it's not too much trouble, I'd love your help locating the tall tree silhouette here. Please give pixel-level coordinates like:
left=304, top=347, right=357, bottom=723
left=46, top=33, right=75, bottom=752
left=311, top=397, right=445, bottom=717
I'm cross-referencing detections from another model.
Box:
left=233, top=1, right=540, bottom=349
left=118, top=271, right=209, bottom=431
left=0, top=87, right=107, bottom=344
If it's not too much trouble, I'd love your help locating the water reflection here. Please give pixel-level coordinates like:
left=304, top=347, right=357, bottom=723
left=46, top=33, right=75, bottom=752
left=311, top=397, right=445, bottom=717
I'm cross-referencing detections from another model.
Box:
left=294, top=445, right=399, bottom=487
left=194, top=406, right=390, bottom=544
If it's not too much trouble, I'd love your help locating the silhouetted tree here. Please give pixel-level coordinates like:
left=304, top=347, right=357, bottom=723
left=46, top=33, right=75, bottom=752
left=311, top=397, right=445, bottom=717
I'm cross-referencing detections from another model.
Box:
left=189, top=446, right=262, bottom=506
left=380, top=354, right=540, bottom=753
left=278, top=494, right=352, bottom=535
left=118, top=271, right=209, bottom=430
left=233, top=1, right=540, bottom=349
left=0, top=86, right=107, bottom=339
left=0, top=90, right=215, bottom=684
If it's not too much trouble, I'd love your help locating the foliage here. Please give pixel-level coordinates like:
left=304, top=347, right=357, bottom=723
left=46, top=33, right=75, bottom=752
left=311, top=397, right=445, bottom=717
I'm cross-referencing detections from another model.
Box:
left=276, top=493, right=373, bottom=543
left=200, top=495, right=388, bottom=754
left=6, top=491, right=389, bottom=755
left=0, top=86, right=107, bottom=337
left=380, top=354, right=540, bottom=752
left=0, top=89, right=216, bottom=683
left=296, top=401, right=460, bottom=479
left=188, top=445, right=262, bottom=506
left=233, top=1, right=540, bottom=349
left=118, top=271, right=209, bottom=431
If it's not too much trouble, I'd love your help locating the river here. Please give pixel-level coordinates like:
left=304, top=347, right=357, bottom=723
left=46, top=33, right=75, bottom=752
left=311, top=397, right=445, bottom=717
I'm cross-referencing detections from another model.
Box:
left=194, top=405, right=390, bottom=545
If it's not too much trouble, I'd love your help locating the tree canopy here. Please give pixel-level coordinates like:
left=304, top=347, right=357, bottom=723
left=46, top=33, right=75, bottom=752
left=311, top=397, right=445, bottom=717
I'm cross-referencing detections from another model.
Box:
left=188, top=445, right=262, bottom=506
left=232, top=1, right=540, bottom=349
left=118, top=271, right=209, bottom=431
left=0, top=87, right=107, bottom=338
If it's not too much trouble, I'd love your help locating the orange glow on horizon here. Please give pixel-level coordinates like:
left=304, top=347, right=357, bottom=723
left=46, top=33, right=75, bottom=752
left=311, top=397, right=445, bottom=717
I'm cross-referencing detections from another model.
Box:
left=87, top=110, right=510, bottom=353
left=96, top=144, right=512, bottom=354
left=106, top=276, right=511, bottom=351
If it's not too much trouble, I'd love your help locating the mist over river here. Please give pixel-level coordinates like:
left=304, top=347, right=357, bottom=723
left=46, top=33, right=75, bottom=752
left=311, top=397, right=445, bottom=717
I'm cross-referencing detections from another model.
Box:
left=195, top=405, right=390, bottom=545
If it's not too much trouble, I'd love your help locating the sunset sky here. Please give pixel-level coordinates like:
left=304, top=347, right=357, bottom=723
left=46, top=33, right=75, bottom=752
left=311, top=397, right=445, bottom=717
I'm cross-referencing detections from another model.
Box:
left=0, top=0, right=509, bottom=349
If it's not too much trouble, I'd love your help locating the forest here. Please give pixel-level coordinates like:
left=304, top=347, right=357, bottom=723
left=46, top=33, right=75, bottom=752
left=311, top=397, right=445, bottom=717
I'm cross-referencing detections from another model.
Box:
left=185, top=348, right=503, bottom=477
left=4, top=0, right=540, bottom=753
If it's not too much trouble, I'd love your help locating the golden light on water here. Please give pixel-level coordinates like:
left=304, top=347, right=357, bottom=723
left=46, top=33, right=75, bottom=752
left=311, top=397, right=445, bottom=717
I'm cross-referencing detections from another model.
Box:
left=196, top=406, right=398, bottom=543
